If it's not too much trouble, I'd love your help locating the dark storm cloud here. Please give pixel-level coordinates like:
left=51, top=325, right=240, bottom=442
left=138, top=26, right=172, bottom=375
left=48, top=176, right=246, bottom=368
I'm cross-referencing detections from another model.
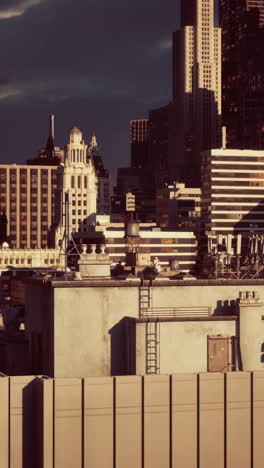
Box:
left=0, top=0, right=179, bottom=171
left=0, top=0, right=178, bottom=99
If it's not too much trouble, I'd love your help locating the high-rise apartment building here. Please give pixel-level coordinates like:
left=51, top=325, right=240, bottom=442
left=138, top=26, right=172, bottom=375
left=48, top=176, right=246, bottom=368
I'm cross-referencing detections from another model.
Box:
left=0, top=165, right=57, bottom=249
left=201, top=149, right=264, bottom=234
left=220, top=0, right=264, bottom=149
left=130, top=119, right=150, bottom=168
left=172, top=0, right=222, bottom=184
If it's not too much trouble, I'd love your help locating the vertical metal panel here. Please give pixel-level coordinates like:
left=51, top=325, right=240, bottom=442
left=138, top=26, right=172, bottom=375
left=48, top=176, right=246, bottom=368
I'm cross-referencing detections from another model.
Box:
left=144, top=375, right=170, bottom=468
left=226, top=372, right=251, bottom=468
left=54, top=379, right=82, bottom=468
left=41, top=379, right=54, bottom=468
left=84, top=377, right=113, bottom=468
left=9, top=376, right=36, bottom=468
left=0, top=376, right=9, bottom=468
left=116, top=376, right=141, bottom=468
left=172, top=374, right=197, bottom=468
left=253, top=372, right=264, bottom=468
left=200, top=373, right=224, bottom=468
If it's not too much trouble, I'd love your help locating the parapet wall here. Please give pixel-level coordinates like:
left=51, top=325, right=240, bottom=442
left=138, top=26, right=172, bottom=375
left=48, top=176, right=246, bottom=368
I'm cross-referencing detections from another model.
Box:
left=1, top=372, right=264, bottom=468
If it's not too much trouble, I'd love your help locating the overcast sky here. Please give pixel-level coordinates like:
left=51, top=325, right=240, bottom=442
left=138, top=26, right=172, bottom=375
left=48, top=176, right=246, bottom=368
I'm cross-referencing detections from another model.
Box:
left=0, top=0, right=180, bottom=178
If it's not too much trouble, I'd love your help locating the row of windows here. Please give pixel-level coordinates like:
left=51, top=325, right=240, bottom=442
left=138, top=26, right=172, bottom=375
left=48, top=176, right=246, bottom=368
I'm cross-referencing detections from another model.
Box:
left=72, top=210, right=87, bottom=216
left=71, top=175, right=88, bottom=189
left=0, top=257, right=55, bottom=265
left=72, top=200, right=87, bottom=206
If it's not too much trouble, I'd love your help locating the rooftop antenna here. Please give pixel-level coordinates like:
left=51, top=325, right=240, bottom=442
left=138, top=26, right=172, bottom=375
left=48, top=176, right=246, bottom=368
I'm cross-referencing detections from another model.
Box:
left=46, top=114, right=55, bottom=158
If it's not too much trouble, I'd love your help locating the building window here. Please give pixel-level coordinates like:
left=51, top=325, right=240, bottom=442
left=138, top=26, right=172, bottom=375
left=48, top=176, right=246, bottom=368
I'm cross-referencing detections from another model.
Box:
left=78, top=176, right=81, bottom=189
left=71, top=176, right=75, bottom=189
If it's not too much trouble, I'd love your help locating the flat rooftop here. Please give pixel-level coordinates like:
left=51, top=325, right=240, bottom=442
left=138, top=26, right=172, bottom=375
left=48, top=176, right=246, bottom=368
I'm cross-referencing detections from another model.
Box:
left=26, top=277, right=264, bottom=288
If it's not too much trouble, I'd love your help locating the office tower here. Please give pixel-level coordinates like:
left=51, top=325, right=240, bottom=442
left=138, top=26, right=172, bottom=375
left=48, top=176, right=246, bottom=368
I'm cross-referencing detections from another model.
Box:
left=172, top=0, right=221, bottom=184
left=88, top=135, right=110, bottom=215
left=156, top=183, right=201, bottom=230
left=220, top=0, right=264, bottom=149
left=248, top=0, right=264, bottom=24
left=55, top=127, right=97, bottom=242
left=149, top=105, right=170, bottom=187
left=111, top=167, right=156, bottom=222
left=130, top=119, right=150, bottom=168
left=220, top=1, right=264, bottom=28
left=201, top=148, right=264, bottom=234
left=0, top=165, right=57, bottom=248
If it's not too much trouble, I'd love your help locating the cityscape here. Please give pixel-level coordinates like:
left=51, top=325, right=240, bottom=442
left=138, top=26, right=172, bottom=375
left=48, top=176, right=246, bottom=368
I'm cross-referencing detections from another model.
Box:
left=0, top=0, right=264, bottom=467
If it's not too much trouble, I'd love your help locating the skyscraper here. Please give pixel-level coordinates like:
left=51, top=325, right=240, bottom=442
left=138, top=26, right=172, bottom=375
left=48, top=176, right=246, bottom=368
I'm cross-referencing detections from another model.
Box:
left=130, top=119, right=150, bottom=169
left=220, top=1, right=264, bottom=28
left=172, top=0, right=221, bottom=185
left=220, top=0, right=264, bottom=149
left=247, top=1, right=264, bottom=24
left=201, top=148, right=264, bottom=235
left=0, top=164, right=57, bottom=249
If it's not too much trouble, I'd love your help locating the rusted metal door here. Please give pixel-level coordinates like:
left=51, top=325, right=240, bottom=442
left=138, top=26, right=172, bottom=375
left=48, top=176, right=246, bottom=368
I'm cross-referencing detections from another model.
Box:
left=208, top=336, right=230, bottom=372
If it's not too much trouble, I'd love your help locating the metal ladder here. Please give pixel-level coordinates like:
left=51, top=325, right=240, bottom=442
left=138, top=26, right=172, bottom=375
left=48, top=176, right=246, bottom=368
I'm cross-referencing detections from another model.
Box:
left=139, top=279, right=160, bottom=374
left=146, top=320, right=160, bottom=374
left=139, top=280, right=153, bottom=313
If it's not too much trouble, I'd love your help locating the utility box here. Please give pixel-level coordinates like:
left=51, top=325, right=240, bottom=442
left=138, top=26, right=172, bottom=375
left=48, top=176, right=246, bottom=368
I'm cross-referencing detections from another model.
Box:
left=207, top=335, right=230, bottom=372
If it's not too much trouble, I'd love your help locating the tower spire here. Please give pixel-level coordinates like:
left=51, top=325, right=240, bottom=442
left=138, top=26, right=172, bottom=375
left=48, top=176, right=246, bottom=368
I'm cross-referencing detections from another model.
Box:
left=46, top=114, right=55, bottom=158
left=90, top=134, right=98, bottom=148
left=50, top=114, right=55, bottom=140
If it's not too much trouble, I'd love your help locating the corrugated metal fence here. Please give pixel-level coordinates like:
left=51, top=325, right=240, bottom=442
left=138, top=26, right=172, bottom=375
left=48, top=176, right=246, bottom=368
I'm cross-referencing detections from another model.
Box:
left=0, top=372, right=264, bottom=468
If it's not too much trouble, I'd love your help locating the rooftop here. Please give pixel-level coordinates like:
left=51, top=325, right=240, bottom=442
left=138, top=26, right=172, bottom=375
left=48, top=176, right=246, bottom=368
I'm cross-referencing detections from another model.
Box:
left=26, top=277, right=264, bottom=289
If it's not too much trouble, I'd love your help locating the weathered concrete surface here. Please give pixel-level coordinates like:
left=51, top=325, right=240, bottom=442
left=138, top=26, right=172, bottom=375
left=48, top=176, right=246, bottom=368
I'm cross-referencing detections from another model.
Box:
left=239, top=301, right=264, bottom=371
left=136, top=320, right=236, bottom=374
left=53, top=286, right=139, bottom=377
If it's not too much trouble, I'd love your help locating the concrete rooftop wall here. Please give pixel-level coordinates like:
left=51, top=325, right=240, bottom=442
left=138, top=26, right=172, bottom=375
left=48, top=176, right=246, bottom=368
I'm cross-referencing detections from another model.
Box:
left=54, top=286, right=139, bottom=377
left=136, top=319, right=237, bottom=375
left=25, top=280, right=264, bottom=377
